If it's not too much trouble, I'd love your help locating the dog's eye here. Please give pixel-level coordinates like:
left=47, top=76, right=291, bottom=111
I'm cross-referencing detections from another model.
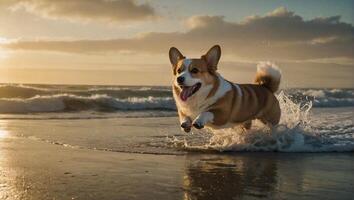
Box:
left=177, top=68, right=183, bottom=74
left=190, top=68, right=199, bottom=74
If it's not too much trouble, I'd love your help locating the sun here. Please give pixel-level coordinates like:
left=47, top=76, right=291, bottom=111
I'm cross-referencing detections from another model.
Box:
left=0, top=37, right=8, bottom=44
left=0, top=37, right=10, bottom=59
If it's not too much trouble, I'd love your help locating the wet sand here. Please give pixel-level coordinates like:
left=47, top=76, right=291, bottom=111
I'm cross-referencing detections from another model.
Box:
left=0, top=117, right=353, bottom=200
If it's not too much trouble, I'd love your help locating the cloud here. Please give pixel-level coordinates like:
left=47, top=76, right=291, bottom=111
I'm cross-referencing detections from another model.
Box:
left=3, top=7, right=353, bottom=62
left=1, top=0, right=157, bottom=22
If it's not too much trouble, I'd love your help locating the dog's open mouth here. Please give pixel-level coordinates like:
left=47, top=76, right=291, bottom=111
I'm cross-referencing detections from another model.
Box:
left=180, top=83, right=201, bottom=101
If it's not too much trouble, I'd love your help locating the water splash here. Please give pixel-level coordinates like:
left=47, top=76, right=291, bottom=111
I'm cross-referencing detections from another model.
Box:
left=170, top=91, right=354, bottom=152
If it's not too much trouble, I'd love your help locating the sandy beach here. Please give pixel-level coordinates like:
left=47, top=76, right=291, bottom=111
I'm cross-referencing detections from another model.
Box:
left=0, top=116, right=353, bottom=200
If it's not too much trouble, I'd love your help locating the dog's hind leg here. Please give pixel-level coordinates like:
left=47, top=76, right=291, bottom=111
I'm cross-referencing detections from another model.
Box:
left=259, top=104, right=281, bottom=129
left=258, top=118, right=273, bottom=134
left=242, top=120, right=252, bottom=130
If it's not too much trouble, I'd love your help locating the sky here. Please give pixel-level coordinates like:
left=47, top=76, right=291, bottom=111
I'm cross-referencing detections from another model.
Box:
left=0, top=0, right=353, bottom=87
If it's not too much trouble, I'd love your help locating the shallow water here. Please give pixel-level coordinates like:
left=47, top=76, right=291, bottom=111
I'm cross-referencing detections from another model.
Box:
left=1, top=107, right=353, bottom=155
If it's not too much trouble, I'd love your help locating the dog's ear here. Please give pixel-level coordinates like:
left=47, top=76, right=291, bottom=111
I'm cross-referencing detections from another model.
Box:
left=202, top=45, right=221, bottom=72
left=169, top=47, right=185, bottom=69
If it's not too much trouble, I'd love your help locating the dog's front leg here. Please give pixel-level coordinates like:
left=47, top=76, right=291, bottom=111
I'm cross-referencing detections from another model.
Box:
left=180, top=117, right=192, bottom=133
left=192, top=112, right=214, bottom=129
left=178, top=111, right=192, bottom=133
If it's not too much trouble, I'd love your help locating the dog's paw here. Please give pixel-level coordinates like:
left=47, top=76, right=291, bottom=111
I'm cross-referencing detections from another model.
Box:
left=181, top=121, right=192, bottom=133
left=182, top=127, right=191, bottom=133
left=192, top=121, right=204, bottom=129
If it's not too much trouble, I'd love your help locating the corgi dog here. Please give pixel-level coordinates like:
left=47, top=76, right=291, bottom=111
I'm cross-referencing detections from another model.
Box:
left=169, top=45, right=281, bottom=132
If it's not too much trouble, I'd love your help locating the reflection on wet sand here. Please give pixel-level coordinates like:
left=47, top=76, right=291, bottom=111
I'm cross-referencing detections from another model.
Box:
left=183, top=153, right=354, bottom=200
left=0, top=121, right=15, bottom=200
left=183, top=154, right=278, bottom=200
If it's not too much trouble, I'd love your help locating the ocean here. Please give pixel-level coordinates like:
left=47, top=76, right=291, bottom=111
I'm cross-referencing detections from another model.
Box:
left=0, top=84, right=353, bottom=199
left=0, top=84, right=353, bottom=153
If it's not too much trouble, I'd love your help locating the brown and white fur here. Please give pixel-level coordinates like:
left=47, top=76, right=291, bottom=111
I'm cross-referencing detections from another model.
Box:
left=169, top=45, right=281, bottom=132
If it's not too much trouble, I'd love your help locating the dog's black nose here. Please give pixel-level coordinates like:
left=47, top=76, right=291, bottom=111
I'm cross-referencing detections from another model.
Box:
left=177, top=76, right=185, bottom=84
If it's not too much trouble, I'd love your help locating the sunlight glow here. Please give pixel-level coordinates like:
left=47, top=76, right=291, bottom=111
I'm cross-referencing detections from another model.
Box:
left=0, top=37, right=9, bottom=59
left=0, top=37, right=8, bottom=44
left=0, top=129, right=8, bottom=139
left=0, top=120, right=9, bottom=139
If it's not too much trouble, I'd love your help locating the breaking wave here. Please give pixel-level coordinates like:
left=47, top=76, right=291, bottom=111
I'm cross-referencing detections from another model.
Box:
left=288, top=88, right=354, bottom=107
left=0, top=84, right=353, bottom=114
left=0, top=94, right=175, bottom=113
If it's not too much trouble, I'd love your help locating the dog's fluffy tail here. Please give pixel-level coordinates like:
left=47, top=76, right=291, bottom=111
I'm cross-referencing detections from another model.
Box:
left=254, top=62, right=281, bottom=93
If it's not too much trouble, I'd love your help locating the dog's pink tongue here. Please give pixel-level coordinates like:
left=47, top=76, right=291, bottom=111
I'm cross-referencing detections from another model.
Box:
left=180, top=87, right=191, bottom=101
